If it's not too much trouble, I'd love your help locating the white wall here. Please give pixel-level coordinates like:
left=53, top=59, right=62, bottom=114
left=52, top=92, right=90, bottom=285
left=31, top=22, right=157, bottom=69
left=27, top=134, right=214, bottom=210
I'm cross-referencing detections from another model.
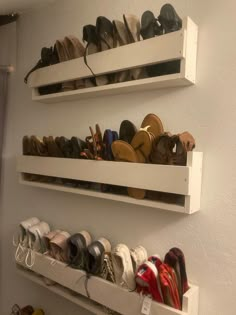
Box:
left=0, top=0, right=236, bottom=314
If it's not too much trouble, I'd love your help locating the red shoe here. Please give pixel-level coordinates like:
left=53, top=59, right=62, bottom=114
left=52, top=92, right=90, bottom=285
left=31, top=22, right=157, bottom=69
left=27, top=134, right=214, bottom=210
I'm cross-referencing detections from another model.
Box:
left=136, top=261, right=163, bottom=303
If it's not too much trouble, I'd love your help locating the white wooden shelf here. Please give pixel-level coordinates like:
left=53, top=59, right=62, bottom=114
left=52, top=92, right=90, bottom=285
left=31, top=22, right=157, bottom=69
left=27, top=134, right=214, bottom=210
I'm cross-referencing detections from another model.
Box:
left=16, top=152, right=203, bottom=214
left=16, top=251, right=199, bottom=315
left=27, top=17, right=198, bottom=103
left=16, top=268, right=108, bottom=315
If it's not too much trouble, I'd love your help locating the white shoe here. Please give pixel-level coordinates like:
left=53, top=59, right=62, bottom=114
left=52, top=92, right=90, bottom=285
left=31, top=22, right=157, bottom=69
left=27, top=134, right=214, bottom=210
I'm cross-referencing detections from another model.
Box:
left=130, top=245, right=148, bottom=272
left=14, top=217, right=40, bottom=263
left=111, top=243, right=136, bottom=290
left=25, top=221, right=50, bottom=268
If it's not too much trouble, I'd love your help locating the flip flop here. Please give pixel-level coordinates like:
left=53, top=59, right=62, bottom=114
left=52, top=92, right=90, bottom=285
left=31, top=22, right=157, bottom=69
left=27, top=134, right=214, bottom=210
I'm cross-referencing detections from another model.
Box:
left=131, top=129, right=153, bottom=163
left=141, top=113, right=164, bottom=139
left=112, top=140, right=146, bottom=199
left=113, top=20, right=131, bottom=83
left=158, top=4, right=182, bottom=34
left=123, top=14, right=147, bottom=80
left=64, top=35, right=85, bottom=89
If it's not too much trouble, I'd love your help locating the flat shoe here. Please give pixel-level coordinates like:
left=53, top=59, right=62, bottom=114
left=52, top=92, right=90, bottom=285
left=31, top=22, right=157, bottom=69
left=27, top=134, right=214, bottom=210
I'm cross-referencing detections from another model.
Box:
left=141, top=113, right=164, bottom=139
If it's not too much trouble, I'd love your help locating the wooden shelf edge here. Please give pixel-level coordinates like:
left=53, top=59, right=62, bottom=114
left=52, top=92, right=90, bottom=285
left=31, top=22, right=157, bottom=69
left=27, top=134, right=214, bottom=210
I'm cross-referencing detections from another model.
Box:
left=16, top=267, right=108, bottom=315
left=32, top=74, right=191, bottom=104
left=15, top=252, right=199, bottom=315
left=19, top=178, right=188, bottom=214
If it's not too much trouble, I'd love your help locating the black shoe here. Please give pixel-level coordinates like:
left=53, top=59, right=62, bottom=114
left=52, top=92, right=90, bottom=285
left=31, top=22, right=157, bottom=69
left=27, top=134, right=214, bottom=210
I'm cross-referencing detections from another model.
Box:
left=158, top=3, right=182, bottom=34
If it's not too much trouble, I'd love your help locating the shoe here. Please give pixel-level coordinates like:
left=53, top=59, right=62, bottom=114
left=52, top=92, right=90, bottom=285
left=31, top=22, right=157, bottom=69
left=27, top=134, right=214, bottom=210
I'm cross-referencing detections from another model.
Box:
left=158, top=4, right=182, bottom=34
left=111, top=140, right=146, bottom=199
left=112, top=20, right=131, bottom=83
left=83, top=24, right=109, bottom=87
left=25, top=221, right=50, bottom=268
left=112, top=243, right=136, bottom=290
left=70, top=137, right=87, bottom=158
left=141, top=113, right=164, bottom=139
left=24, top=45, right=62, bottom=95
left=50, top=231, right=71, bottom=262
left=85, top=237, right=111, bottom=276
left=165, top=248, right=189, bottom=298
left=102, top=129, right=118, bottom=161
left=82, top=124, right=104, bottom=160
left=136, top=261, right=163, bottom=302
left=67, top=231, right=92, bottom=269
left=64, top=35, right=85, bottom=89
left=123, top=14, right=147, bottom=80
left=55, top=39, right=75, bottom=91
left=140, top=10, right=162, bottom=39
left=43, top=136, right=64, bottom=157
left=44, top=230, right=61, bottom=255
left=131, top=129, right=153, bottom=163
left=130, top=245, right=148, bottom=272
left=158, top=263, right=181, bottom=309
left=11, top=304, right=35, bottom=315
left=148, top=254, right=163, bottom=269
left=14, top=217, right=40, bottom=263
left=119, top=120, right=137, bottom=144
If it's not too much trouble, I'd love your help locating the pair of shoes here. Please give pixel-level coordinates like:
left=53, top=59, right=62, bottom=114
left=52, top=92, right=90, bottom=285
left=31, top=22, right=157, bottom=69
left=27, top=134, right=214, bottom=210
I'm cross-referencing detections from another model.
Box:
left=11, top=304, right=44, bottom=315
left=112, top=244, right=147, bottom=290
left=83, top=14, right=147, bottom=86
left=150, top=131, right=195, bottom=166
left=14, top=217, right=50, bottom=268
left=24, top=46, right=62, bottom=95
left=164, top=248, right=189, bottom=305
left=141, top=4, right=182, bottom=78
left=111, top=113, right=164, bottom=199
left=136, top=248, right=188, bottom=310
left=56, top=35, right=85, bottom=91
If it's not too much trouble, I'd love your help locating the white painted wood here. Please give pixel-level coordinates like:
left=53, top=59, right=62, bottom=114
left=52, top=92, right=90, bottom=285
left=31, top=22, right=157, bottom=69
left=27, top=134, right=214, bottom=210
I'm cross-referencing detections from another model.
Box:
left=181, top=17, right=198, bottom=84
left=16, top=251, right=199, bottom=315
left=31, top=75, right=190, bottom=103
left=19, top=177, right=187, bottom=213
left=184, top=152, right=203, bottom=214
left=26, top=17, right=198, bottom=103
left=17, top=156, right=190, bottom=195
left=17, top=152, right=203, bottom=214
left=28, top=30, right=185, bottom=88
left=16, top=268, right=108, bottom=315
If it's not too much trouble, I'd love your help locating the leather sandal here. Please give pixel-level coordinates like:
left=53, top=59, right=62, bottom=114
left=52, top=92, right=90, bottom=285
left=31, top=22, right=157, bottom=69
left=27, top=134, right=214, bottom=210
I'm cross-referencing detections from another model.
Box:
left=56, top=39, right=75, bottom=91
left=64, top=35, right=85, bottom=89
left=111, top=140, right=146, bottom=199
left=71, top=136, right=87, bottom=158
left=123, top=14, right=147, bottom=80
left=131, top=128, right=153, bottom=163
left=141, top=113, right=164, bottom=139
left=112, top=20, right=131, bottom=83
left=102, top=129, right=118, bottom=161
left=43, top=136, right=64, bottom=157
left=82, top=124, right=103, bottom=160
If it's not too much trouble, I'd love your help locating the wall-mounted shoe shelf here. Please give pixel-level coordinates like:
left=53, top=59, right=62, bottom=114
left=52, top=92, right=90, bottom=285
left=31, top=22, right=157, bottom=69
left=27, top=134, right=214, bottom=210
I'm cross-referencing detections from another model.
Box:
left=17, top=151, right=203, bottom=214
left=16, top=251, right=199, bottom=315
left=27, top=17, right=198, bottom=103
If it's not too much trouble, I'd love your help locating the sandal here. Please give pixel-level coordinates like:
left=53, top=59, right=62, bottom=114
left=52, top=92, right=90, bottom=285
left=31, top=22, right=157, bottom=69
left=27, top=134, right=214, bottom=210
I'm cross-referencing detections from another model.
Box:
left=141, top=113, right=164, bottom=139
left=102, top=129, right=118, bottom=161
left=140, top=10, right=163, bottom=40
left=158, top=4, right=182, bottom=34
left=123, top=14, right=147, bottom=80
left=119, top=120, right=137, bottom=144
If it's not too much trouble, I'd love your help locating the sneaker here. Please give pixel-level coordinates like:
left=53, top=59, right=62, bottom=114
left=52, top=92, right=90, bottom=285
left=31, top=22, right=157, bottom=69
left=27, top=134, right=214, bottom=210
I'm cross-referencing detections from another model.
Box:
left=14, top=217, right=40, bottom=263
left=86, top=237, right=111, bottom=276
left=111, top=243, right=135, bottom=290
left=25, top=221, right=50, bottom=268
left=67, top=231, right=92, bottom=269
left=136, top=261, right=163, bottom=303
left=130, top=245, right=148, bottom=272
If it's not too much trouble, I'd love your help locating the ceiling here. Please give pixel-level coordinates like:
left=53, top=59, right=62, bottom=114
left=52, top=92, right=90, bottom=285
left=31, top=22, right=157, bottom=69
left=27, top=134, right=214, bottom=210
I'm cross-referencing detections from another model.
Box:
left=0, top=0, right=56, bottom=14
